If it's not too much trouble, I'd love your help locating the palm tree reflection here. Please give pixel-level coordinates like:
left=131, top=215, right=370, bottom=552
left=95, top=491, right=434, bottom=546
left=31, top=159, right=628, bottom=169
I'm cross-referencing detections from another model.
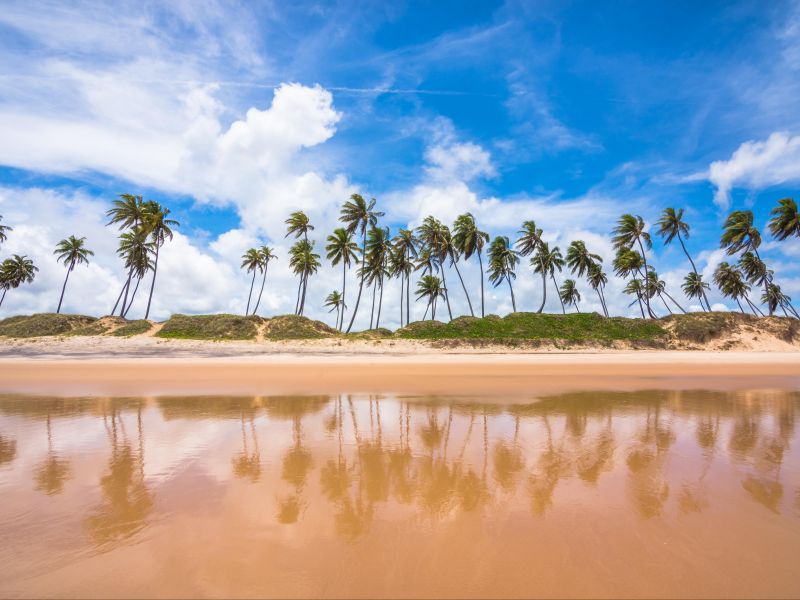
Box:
left=34, top=413, right=71, bottom=495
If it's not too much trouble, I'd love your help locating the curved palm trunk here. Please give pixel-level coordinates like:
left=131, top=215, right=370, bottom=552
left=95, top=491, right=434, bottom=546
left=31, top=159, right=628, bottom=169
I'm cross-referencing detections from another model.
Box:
left=636, top=237, right=654, bottom=317
left=57, top=260, right=75, bottom=314
left=662, top=289, right=687, bottom=314
left=537, top=273, right=547, bottom=313
left=345, top=231, right=368, bottom=333
left=423, top=300, right=430, bottom=321
left=752, top=248, right=772, bottom=316
left=735, top=298, right=746, bottom=314
left=439, top=266, right=453, bottom=321
left=118, top=264, right=135, bottom=316
left=254, top=263, right=269, bottom=316
left=744, top=295, right=764, bottom=316
left=659, top=294, right=673, bottom=314
left=376, top=278, right=384, bottom=328
left=123, top=276, right=142, bottom=318
left=338, top=263, right=347, bottom=330
left=111, top=282, right=126, bottom=316
left=0, top=288, right=7, bottom=308
left=575, top=302, right=581, bottom=313
left=299, top=272, right=309, bottom=316
left=452, top=259, right=474, bottom=316
left=594, top=287, right=607, bottom=317
left=551, top=274, right=565, bottom=314
left=507, top=277, right=517, bottom=312
left=246, top=269, right=257, bottom=315
left=144, top=242, right=160, bottom=320
left=478, top=251, right=485, bottom=318
left=678, top=233, right=710, bottom=312
left=369, top=282, right=377, bottom=329
left=600, top=285, right=610, bottom=317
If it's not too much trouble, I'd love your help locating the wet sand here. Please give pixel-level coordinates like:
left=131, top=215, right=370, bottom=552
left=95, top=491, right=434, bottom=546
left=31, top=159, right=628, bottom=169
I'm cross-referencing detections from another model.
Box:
left=1, top=351, right=798, bottom=396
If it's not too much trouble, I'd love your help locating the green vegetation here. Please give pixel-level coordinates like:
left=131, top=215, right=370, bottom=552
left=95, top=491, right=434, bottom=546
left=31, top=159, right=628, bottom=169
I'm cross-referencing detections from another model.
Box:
left=157, top=314, right=262, bottom=340
left=262, top=315, right=336, bottom=340
left=111, top=319, right=152, bottom=337
left=69, top=320, right=115, bottom=336
left=394, top=312, right=667, bottom=343
left=0, top=313, right=97, bottom=338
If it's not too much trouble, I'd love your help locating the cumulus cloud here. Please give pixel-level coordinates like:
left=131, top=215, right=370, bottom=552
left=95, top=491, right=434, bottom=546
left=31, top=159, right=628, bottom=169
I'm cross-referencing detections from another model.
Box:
left=708, top=131, right=800, bottom=208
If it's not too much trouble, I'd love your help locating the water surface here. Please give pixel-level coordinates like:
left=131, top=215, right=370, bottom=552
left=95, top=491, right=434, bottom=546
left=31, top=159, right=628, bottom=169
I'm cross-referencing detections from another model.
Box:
left=1, top=390, right=799, bottom=598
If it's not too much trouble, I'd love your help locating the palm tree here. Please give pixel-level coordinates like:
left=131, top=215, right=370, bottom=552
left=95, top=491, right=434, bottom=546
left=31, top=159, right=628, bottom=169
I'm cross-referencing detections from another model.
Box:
left=623, top=279, right=647, bottom=318
left=566, top=240, right=604, bottom=314
left=365, top=226, right=391, bottom=328
left=393, top=228, right=418, bottom=325
left=326, top=228, right=359, bottom=330
left=720, top=210, right=771, bottom=314
left=53, top=236, right=94, bottom=314
left=768, top=198, right=799, bottom=241
left=559, top=279, right=581, bottom=312
left=656, top=208, right=710, bottom=311
left=417, top=216, right=454, bottom=321
left=612, top=214, right=653, bottom=317
left=340, top=195, right=384, bottom=332
left=532, top=241, right=566, bottom=314
left=107, top=194, right=147, bottom=315
left=762, top=283, right=799, bottom=318
left=416, top=275, right=445, bottom=320
left=116, top=228, right=153, bottom=317
left=713, top=262, right=758, bottom=315
left=241, top=248, right=262, bottom=315
left=0, top=255, right=38, bottom=308
left=285, top=211, right=315, bottom=314
left=0, top=215, right=12, bottom=247
left=453, top=213, right=489, bottom=317
left=441, top=225, right=474, bottom=317
left=739, top=251, right=772, bottom=292
left=389, top=243, right=413, bottom=327
left=289, top=239, right=320, bottom=316
left=613, top=246, right=653, bottom=318
left=325, top=290, right=345, bottom=327
left=141, top=201, right=179, bottom=320
left=646, top=269, right=686, bottom=314
left=253, top=246, right=277, bottom=316
left=586, top=262, right=610, bottom=317
left=515, top=221, right=544, bottom=311
left=682, top=272, right=711, bottom=310
left=487, top=236, right=520, bottom=312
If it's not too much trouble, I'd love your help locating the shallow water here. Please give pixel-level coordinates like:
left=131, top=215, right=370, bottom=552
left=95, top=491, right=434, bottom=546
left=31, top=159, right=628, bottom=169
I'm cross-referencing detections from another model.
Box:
left=1, top=390, right=799, bottom=598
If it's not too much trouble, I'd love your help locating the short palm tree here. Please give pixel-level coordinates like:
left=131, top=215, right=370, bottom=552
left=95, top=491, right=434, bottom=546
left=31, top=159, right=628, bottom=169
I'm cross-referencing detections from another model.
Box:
left=612, top=214, right=653, bottom=317
left=289, top=239, right=320, bottom=316
left=324, top=290, right=345, bottom=327
left=285, top=211, right=314, bottom=314
left=393, top=228, right=418, bottom=326
left=532, top=241, right=565, bottom=314
left=53, top=236, right=94, bottom=314
left=0, top=255, right=38, bottom=308
left=107, top=194, right=147, bottom=315
left=441, top=225, right=474, bottom=317
left=566, top=240, right=603, bottom=313
left=613, top=246, right=654, bottom=318
left=415, top=274, right=446, bottom=321
left=622, top=279, right=647, bottom=318
left=453, top=213, right=489, bottom=317
left=487, top=236, right=520, bottom=312
left=326, top=228, right=359, bottom=330
left=142, top=201, right=179, bottom=320
left=586, top=262, right=610, bottom=317
left=656, top=207, right=710, bottom=311
left=762, top=283, right=799, bottom=318
left=340, top=194, right=384, bottom=332
left=253, top=246, right=277, bottom=316
left=647, top=269, right=686, bottom=314
left=720, top=210, right=771, bottom=314
left=682, top=272, right=711, bottom=310
left=559, top=279, right=581, bottom=312
left=768, top=198, right=799, bottom=241
left=0, top=215, right=12, bottom=247
left=241, top=248, right=262, bottom=315
left=365, top=226, right=391, bottom=328
left=114, top=227, right=153, bottom=317
left=713, top=262, right=758, bottom=315
left=739, top=252, right=772, bottom=290
left=417, top=216, right=454, bottom=320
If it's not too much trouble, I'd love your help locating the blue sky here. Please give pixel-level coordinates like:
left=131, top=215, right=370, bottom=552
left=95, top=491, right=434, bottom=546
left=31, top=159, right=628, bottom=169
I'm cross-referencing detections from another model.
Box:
left=0, top=0, right=798, bottom=324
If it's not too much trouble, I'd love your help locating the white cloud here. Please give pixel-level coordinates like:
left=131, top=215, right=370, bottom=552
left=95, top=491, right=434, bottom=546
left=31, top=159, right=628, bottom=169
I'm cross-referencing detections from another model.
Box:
left=708, top=131, right=800, bottom=208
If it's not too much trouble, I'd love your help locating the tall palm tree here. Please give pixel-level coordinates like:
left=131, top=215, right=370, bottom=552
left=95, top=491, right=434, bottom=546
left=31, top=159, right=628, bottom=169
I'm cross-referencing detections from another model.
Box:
left=720, top=210, right=771, bottom=314
left=116, top=228, right=153, bottom=317
left=0, top=215, right=12, bottom=247
left=393, top=228, right=418, bottom=325
left=325, top=290, right=345, bottom=327
left=487, top=236, right=520, bottom=312
left=713, top=262, right=758, bottom=315
left=340, top=195, right=384, bottom=332
left=646, top=269, right=686, bottom=315
left=656, top=207, right=710, bottom=311
left=586, top=262, right=610, bottom=317
left=453, top=213, right=489, bottom=317
left=515, top=220, right=544, bottom=311
left=415, top=275, right=445, bottom=321
left=622, top=279, right=647, bottom=318
left=613, top=246, right=654, bottom=318
left=142, top=201, right=179, bottom=320
left=289, top=239, right=320, bottom=316
left=768, top=198, right=799, bottom=241
left=441, top=225, right=474, bottom=317
left=389, top=242, right=413, bottom=326
left=531, top=241, right=564, bottom=314
left=285, top=211, right=315, bottom=314
left=612, top=214, right=654, bottom=317
left=253, top=246, right=277, bottom=316
left=0, top=255, right=38, bottom=308
left=326, top=228, right=360, bottom=330
left=559, top=279, right=581, bottom=312
left=107, top=194, right=147, bottom=315
left=53, top=236, right=94, bottom=314
left=566, top=240, right=604, bottom=314
left=365, top=226, right=391, bottom=328
left=241, top=248, right=262, bottom=315
left=762, top=283, right=799, bottom=318
left=682, top=272, right=711, bottom=310
left=417, top=216, right=453, bottom=320
left=739, top=252, right=772, bottom=293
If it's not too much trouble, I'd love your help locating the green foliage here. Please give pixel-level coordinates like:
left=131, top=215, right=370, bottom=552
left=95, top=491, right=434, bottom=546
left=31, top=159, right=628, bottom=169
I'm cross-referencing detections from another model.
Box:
left=157, top=314, right=263, bottom=340
left=263, top=315, right=336, bottom=340
left=0, top=313, right=96, bottom=337
left=111, top=320, right=152, bottom=337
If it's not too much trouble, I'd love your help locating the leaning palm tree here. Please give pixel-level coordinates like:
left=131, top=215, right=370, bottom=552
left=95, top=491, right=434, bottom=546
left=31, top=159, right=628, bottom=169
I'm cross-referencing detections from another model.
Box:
left=324, top=290, right=345, bottom=327
left=0, top=215, right=12, bottom=247
left=141, top=201, right=179, bottom=320
left=416, top=216, right=453, bottom=321
left=646, top=269, right=686, bottom=315
left=340, top=195, right=384, bottom=332
left=289, top=239, right=321, bottom=316
left=768, top=198, right=800, bottom=241
left=623, top=278, right=647, bottom=318
left=739, top=252, right=772, bottom=293
left=54, top=236, right=94, bottom=314
left=566, top=240, right=604, bottom=313
left=613, top=246, right=654, bottom=318
left=107, top=194, right=147, bottom=315
left=364, top=226, right=391, bottom=329
left=720, top=210, right=771, bottom=314
left=612, top=214, right=654, bottom=317
left=0, top=255, right=38, bottom=308
left=713, top=262, right=758, bottom=315
left=586, top=262, right=610, bottom=317
left=241, top=248, right=262, bottom=315
left=253, top=246, right=277, bottom=316
left=440, top=225, right=474, bottom=317
left=285, top=211, right=314, bottom=314
left=532, top=241, right=565, bottom=314
left=326, top=228, right=359, bottom=330
left=656, top=207, right=710, bottom=311
left=393, top=228, right=418, bottom=325
left=115, top=227, right=153, bottom=317
left=487, top=236, right=520, bottom=312
left=415, top=275, right=446, bottom=321
left=452, top=213, right=489, bottom=317
left=682, top=272, right=711, bottom=311
left=559, top=279, right=581, bottom=313
left=762, top=283, right=799, bottom=318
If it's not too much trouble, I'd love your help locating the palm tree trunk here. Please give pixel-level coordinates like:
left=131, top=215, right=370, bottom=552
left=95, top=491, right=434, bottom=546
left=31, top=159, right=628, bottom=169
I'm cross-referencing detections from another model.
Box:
left=294, top=276, right=302, bottom=314
left=246, top=269, right=257, bottom=315
left=594, top=287, right=607, bottom=317
left=376, top=278, right=384, bottom=328
left=678, top=233, right=710, bottom=312
left=339, top=262, right=347, bottom=330
left=345, top=231, right=368, bottom=333
left=636, top=294, right=646, bottom=318
left=119, top=264, right=135, bottom=316
left=662, top=290, right=687, bottom=314
left=659, top=294, right=673, bottom=314
left=507, top=278, right=517, bottom=312
left=0, top=288, right=6, bottom=308
left=537, top=273, right=547, bottom=313
left=452, top=259, right=474, bottom=316
left=123, top=276, right=142, bottom=318
left=744, top=295, right=764, bottom=316
left=551, top=274, right=565, bottom=314
left=369, top=282, right=376, bottom=329
left=254, top=263, right=269, bottom=316
left=735, top=298, right=746, bottom=314
left=406, top=271, right=411, bottom=325
left=299, top=271, right=309, bottom=316
left=144, top=242, right=160, bottom=320
left=57, top=261, right=74, bottom=314
left=111, top=281, right=126, bottom=316
left=423, top=300, right=430, bottom=321
left=636, top=237, right=653, bottom=317
left=478, top=251, right=485, bottom=318
left=399, top=274, right=404, bottom=327
left=432, top=297, right=437, bottom=321
left=440, top=266, right=453, bottom=321
left=752, top=248, right=772, bottom=316
left=600, top=285, right=610, bottom=317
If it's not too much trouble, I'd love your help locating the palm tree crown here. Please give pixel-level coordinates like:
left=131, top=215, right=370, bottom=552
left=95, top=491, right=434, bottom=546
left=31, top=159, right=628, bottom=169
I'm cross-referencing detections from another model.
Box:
left=768, top=198, right=799, bottom=241
left=559, top=279, right=581, bottom=312
left=285, top=211, right=314, bottom=240
left=0, top=215, right=12, bottom=246
left=655, top=208, right=690, bottom=245
left=54, top=236, right=93, bottom=268
left=720, top=210, right=761, bottom=255
left=566, top=240, right=602, bottom=278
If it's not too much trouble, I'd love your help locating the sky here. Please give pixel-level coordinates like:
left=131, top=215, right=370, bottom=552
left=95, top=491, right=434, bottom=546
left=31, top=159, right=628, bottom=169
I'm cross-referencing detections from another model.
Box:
left=0, top=0, right=799, bottom=328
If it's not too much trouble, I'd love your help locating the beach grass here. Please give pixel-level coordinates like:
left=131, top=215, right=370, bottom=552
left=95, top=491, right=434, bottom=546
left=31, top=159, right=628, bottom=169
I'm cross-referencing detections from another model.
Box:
left=0, top=313, right=97, bottom=338
left=262, top=315, right=337, bottom=340
left=110, top=319, right=153, bottom=337
left=157, top=314, right=262, bottom=340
